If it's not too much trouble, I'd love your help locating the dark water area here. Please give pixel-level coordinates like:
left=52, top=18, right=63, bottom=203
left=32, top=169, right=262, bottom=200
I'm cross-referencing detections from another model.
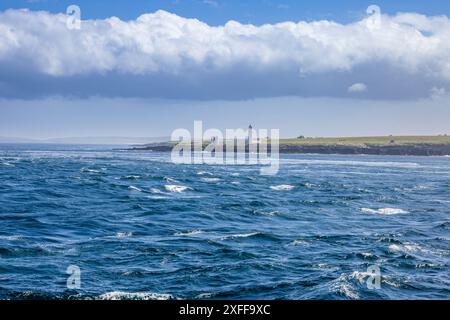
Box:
left=0, top=144, right=449, bottom=299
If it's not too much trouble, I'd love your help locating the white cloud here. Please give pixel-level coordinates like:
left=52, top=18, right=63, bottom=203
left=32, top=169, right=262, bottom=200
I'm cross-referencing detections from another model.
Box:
left=430, top=87, right=448, bottom=100
left=348, top=83, right=368, bottom=93
left=0, top=9, right=450, bottom=99
left=202, top=0, right=219, bottom=7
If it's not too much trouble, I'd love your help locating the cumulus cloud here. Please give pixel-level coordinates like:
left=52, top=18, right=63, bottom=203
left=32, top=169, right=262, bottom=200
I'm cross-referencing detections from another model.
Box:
left=0, top=9, right=449, bottom=100
left=430, top=87, right=448, bottom=100
left=348, top=83, right=368, bottom=93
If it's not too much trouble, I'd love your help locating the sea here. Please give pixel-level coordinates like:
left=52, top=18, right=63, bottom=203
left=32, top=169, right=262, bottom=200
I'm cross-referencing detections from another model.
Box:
left=0, top=144, right=449, bottom=300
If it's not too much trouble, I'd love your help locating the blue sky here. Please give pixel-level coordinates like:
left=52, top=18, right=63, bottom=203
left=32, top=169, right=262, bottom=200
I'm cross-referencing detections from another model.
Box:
left=1, top=1, right=450, bottom=139
left=1, top=0, right=449, bottom=25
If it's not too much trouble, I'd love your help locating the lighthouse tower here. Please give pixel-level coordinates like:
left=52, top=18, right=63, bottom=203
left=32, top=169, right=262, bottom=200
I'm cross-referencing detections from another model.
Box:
left=248, top=125, right=253, bottom=144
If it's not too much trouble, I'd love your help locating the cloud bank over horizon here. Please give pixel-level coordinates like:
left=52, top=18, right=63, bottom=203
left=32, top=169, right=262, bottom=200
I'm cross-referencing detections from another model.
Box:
left=0, top=8, right=450, bottom=100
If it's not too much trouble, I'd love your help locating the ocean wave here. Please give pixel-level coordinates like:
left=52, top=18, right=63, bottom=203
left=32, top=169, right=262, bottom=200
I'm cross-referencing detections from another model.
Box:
left=164, top=177, right=179, bottom=183
left=165, top=185, right=192, bottom=193
left=388, top=243, right=420, bottom=254
left=201, top=177, right=221, bottom=183
left=329, top=274, right=360, bottom=300
left=115, top=232, right=133, bottom=238
left=220, top=232, right=260, bottom=241
left=270, top=184, right=295, bottom=191
left=197, top=171, right=213, bottom=176
left=128, top=185, right=142, bottom=192
left=361, top=208, right=409, bottom=215
left=145, top=195, right=168, bottom=200
left=1, top=162, right=15, bottom=167
left=195, top=292, right=217, bottom=299
left=124, top=175, right=141, bottom=180
left=174, top=230, right=203, bottom=236
left=0, top=235, right=23, bottom=241
left=290, top=240, right=309, bottom=246
left=97, top=291, right=173, bottom=300
left=81, top=167, right=103, bottom=173
left=254, top=209, right=280, bottom=216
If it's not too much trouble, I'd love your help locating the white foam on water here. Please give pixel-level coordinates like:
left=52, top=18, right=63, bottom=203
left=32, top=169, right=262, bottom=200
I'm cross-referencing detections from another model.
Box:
left=145, top=195, right=168, bottom=200
left=197, top=171, right=213, bottom=176
left=330, top=275, right=360, bottom=300
left=220, top=232, right=260, bottom=240
left=115, top=232, right=133, bottom=238
left=0, top=235, right=23, bottom=241
left=125, top=175, right=141, bottom=180
left=128, top=185, right=142, bottom=192
left=257, top=210, right=279, bottom=216
left=174, top=230, right=203, bottom=236
left=97, top=291, right=173, bottom=300
left=291, top=240, right=309, bottom=246
left=361, top=208, right=409, bottom=215
left=150, top=188, right=163, bottom=194
left=164, top=177, right=179, bottom=183
left=165, top=185, right=192, bottom=193
left=270, top=184, right=295, bottom=191
left=195, top=293, right=216, bottom=299
left=81, top=168, right=102, bottom=173
left=1, top=162, right=15, bottom=167
left=360, top=252, right=375, bottom=258
left=201, top=177, right=221, bottom=183
left=388, top=243, right=421, bottom=254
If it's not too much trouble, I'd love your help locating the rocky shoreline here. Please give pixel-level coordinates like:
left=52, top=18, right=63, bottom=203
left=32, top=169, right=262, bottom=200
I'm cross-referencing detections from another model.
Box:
left=127, top=143, right=450, bottom=156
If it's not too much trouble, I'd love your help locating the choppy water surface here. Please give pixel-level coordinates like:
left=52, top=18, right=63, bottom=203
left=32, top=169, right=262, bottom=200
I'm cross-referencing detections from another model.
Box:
left=0, top=144, right=449, bottom=300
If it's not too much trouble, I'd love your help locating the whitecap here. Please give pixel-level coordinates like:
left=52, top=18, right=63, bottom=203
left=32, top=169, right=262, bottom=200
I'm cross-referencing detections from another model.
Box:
left=81, top=167, right=102, bottom=173
left=125, top=175, right=141, bottom=180
left=270, top=184, right=295, bottom=191
left=201, top=177, right=221, bottom=183
left=115, top=232, right=132, bottom=238
left=258, top=210, right=279, bottom=216
left=164, top=177, right=179, bottom=183
left=1, top=162, right=14, bottom=167
left=291, top=240, right=309, bottom=246
left=361, top=208, right=409, bottom=215
left=145, top=195, right=167, bottom=200
left=174, top=230, right=203, bottom=236
left=165, top=185, right=192, bottom=193
left=220, top=232, right=259, bottom=240
left=97, top=291, right=173, bottom=300
left=197, top=171, right=213, bottom=176
left=388, top=243, right=420, bottom=254
left=329, top=275, right=360, bottom=300
left=128, top=185, right=142, bottom=192
left=0, top=235, right=23, bottom=241
left=195, top=293, right=216, bottom=299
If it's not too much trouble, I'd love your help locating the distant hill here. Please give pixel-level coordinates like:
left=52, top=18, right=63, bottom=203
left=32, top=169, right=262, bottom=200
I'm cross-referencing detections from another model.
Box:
left=0, top=136, right=170, bottom=145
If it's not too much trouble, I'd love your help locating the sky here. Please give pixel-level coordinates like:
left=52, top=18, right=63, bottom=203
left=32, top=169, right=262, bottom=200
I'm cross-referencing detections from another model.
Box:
left=1, top=0, right=450, bottom=139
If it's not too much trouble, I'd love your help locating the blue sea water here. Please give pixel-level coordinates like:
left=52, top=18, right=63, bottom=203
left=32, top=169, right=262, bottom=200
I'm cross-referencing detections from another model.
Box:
left=0, top=144, right=449, bottom=300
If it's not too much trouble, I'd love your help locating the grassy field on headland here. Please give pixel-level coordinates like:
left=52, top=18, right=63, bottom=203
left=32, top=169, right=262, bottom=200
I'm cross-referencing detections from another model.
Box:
left=130, top=135, right=450, bottom=156
left=279, top=135, right=450, bottom=146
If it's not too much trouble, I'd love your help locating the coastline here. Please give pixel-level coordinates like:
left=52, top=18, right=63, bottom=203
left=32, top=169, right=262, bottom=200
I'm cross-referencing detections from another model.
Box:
left=125, top=136, right=450, bottom=156
left=127, top=143, right=450, bottom=156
